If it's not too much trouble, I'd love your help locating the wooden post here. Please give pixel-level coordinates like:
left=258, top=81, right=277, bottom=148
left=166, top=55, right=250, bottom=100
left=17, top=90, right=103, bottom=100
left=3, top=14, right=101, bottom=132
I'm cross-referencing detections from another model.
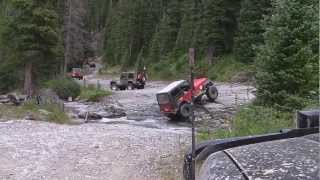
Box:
left=97, top=80, right=101, bottom=89
left=188, top=48, right=196, bottom=180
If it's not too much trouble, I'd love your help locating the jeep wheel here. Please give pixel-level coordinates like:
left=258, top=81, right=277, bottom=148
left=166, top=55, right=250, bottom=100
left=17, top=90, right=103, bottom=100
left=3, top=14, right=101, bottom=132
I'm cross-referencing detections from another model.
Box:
left=206, top=85, right=218, bottom=102
left=179, top=103, right=192, bottom=119
left=110, top=83, right=117, bottom=91
left=127, top=83, right=134, bottom=90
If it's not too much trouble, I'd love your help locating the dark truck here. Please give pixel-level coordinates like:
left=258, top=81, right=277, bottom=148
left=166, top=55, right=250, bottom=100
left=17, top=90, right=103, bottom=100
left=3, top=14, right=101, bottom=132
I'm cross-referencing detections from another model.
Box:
left=156, top=77, right=218, bottom=119
left=183, top=110, right=320, bottom=180
left=110, top=72, right=146, bottom=90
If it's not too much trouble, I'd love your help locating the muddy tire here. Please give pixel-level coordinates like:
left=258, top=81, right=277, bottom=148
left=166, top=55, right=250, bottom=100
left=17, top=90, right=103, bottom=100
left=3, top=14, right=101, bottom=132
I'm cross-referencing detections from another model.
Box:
left=110, top=83, right=117, bottom=91
left=179, top=103, right=192, bottom=119
left=206, top=85, right=218, bottom=102
left=127, top=83, right=134, bottom=90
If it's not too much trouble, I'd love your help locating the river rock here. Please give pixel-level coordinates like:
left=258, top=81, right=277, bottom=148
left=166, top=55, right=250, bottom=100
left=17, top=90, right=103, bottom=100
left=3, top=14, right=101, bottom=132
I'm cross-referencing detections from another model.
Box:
left=103, top=105, right=126, bottom=118
left=78, top=112, right=102, bottom=120
left=8, top=93, right=22, bottom=106
left=24, top=113, right=37, bottom=120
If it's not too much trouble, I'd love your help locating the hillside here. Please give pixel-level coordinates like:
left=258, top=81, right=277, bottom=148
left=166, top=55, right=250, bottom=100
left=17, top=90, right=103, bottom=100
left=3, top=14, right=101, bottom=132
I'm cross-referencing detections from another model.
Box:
left=0, top=0, right=318, bottom=110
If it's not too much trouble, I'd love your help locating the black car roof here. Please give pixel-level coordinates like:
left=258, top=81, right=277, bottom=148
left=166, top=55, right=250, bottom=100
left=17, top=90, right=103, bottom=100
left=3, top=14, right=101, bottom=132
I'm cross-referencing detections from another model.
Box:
left=199, top=133, right=320, bottom=180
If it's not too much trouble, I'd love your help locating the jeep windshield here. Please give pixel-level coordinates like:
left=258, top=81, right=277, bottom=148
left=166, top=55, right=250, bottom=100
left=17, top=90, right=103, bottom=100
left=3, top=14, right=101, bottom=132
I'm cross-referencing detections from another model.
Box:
left=128, top=73, right=134, bottom=79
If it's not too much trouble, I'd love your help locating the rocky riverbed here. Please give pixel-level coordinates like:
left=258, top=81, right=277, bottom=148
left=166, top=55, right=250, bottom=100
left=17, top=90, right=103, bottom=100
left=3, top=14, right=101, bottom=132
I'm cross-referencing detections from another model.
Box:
left=69, top=75, right=256, bottom=132
left=0, top=67, right=255, bottom=179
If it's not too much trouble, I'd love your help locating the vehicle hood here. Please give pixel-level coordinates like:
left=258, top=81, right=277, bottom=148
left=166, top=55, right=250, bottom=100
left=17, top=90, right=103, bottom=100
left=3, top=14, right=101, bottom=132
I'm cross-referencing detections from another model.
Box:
left=199, top=133, right=319, bottom=180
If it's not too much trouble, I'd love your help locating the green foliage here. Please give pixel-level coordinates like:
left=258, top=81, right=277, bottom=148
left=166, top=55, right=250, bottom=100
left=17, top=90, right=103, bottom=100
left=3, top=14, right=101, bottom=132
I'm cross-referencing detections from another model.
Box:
left=234, top=0, right=271, bottom=63
left=148, top=0, right=181, bottom=64
left=206, top=55, right=251, bottom=82
left=86, top=0, right=110, bottom=31
left=255, top=0, right=319, bottom=110
left=46, top=78, right=80, bottom=100
left=0, top=0, right=61, bottom=91
left=201, top=0, right=226, bottom=54
left=80, top=85, right=112, bottom=102
left=0, top=58, right=22, bottom=93
left=198, top=105, right=294, bottom=140
left=101, top=0, right=241, bottom=69
left=2, top=0, right=59, bottom=58
left=148, top=53, right=252, bottom=82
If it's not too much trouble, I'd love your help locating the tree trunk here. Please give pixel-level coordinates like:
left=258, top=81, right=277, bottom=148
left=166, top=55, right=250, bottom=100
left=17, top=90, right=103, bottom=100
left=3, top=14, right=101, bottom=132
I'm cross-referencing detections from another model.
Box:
left=64, top=0, right=72, bottom=74
left=24, top=62, right=33, bottom=97
left=205, top=47, right=215, bottom=65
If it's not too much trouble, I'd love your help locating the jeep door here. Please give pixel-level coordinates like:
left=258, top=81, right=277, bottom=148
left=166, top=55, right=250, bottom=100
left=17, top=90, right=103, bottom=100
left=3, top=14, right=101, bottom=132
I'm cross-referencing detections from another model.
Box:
left=120, top=73, right=129, bottom=86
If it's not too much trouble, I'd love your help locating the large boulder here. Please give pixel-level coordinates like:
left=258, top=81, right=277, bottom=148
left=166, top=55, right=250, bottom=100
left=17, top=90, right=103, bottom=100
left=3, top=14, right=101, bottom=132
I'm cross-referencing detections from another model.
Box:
left=0, top=95, right=10, bottom=104
left=8, top=93, right=22, bottom=106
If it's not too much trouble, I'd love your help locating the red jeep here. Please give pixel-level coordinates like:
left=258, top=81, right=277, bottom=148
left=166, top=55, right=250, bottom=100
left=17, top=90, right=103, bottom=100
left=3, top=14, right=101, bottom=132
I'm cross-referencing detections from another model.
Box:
left=156, top=77, right=218, bottom=119
left=71, top=68, right=84, bottom=80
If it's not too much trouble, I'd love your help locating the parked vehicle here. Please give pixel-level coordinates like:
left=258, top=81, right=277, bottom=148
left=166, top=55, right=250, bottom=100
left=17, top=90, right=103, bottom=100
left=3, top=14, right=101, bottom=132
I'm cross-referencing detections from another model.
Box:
left=183, top=110, right=320, bottom=180
left=156, top=77, right=218, bottom=119
left=71, top=68, right=84, bottom=80
left=88, top=62, right=96, bottom=68
left=110, top=72, right=146, bottom=90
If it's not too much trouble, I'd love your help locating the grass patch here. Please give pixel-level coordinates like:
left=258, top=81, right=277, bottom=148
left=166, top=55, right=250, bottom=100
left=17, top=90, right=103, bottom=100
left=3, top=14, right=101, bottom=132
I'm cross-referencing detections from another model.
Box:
left=0, top=101, right=70, bottom=124
left=148, top=53, right=253, bottom=82
left=206, top=54, right=253, bottom=82
left=80, top=85, right=112, bottom=102
left=198, top=105, right=295, bottom=141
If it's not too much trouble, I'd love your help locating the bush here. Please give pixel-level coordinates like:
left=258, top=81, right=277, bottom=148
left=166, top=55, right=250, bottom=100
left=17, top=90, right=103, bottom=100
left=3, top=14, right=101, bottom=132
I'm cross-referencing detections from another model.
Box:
left=255, top=0, right=318, bottom=109
left=46, top=77, right=80, bottom=100
left=198, top=105, right=294, bottom=141
left=80, top=85, right=112, bottom=102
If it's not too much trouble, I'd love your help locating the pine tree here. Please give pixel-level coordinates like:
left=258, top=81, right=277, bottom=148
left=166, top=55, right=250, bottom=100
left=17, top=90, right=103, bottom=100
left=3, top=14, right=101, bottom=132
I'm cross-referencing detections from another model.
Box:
left=175, top=0, right=199, bottom=51
left=1, top=0, right=59, bottom=95
left=234, top=0, right=271, bottom=63
left=202, top=0, right=226, bottom=55
left=224, top=0, right=241, bottom=52
left=255, top=0, right=319, bottom=110
left=147, top=0, right=181, bottom=63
